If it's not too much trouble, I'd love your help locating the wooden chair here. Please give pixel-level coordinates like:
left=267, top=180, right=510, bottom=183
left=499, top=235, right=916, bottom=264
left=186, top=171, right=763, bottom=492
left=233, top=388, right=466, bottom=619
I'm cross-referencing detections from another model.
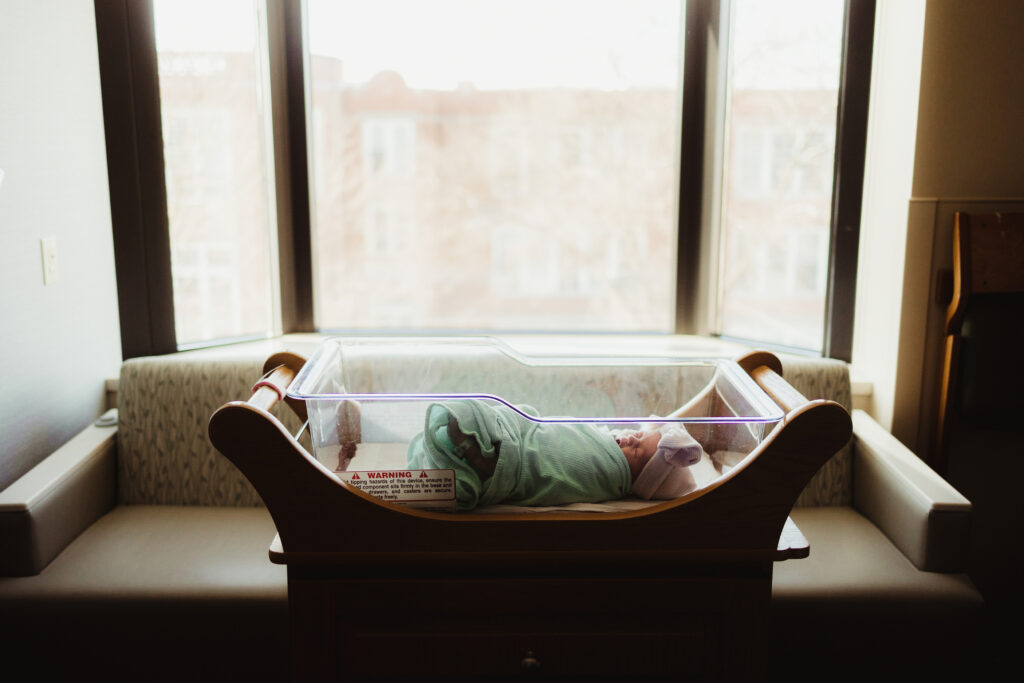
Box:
left=934, top=210, right=1024, bottom=629
left=935, top=211, right=1024, bottom=474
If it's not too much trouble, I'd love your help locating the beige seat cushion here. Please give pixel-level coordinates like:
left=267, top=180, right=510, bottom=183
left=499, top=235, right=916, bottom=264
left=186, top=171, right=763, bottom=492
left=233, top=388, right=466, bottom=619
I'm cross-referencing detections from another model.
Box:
left=775, top=507, right=980, bottom=606
left=0, top=505, right=287, bottom=681
left=770, top=506, right=983, bottom=681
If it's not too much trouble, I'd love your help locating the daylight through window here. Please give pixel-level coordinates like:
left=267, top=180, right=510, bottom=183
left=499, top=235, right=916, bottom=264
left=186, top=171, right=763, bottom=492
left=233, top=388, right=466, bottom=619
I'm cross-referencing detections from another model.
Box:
left=307, top=0, right=683, bottom=332
left=105, top=0, right=868, bottom=358
left=154, top=0, right=278, bottom=345
left=716, top=0, right=844, bottom=350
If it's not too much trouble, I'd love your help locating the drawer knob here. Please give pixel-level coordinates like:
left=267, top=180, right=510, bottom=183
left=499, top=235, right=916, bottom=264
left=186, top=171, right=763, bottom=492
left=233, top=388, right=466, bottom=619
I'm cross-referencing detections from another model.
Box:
left=521, top=650, right=541, bottom=671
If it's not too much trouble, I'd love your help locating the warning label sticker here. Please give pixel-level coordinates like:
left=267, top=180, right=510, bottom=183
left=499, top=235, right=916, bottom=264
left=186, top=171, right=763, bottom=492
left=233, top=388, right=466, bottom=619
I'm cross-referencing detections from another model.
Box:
left=336, top=469, right=456, bottom=511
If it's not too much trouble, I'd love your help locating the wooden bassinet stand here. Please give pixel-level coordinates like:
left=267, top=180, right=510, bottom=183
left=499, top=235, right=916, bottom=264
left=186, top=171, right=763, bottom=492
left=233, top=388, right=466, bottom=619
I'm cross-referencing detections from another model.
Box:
left=209, top=351, right=851, bottom=682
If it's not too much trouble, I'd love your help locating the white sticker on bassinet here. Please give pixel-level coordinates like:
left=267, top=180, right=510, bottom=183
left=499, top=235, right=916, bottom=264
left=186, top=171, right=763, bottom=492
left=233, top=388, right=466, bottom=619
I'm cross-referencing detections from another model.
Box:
left=336, top=469, right=456, bottom=511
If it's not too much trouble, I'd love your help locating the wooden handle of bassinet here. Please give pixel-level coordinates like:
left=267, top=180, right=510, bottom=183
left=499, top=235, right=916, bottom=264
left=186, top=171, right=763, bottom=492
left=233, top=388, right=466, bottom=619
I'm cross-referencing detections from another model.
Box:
left=248, top=351, right=308, bottom=422
left=736, top=351, right=808, bottom=415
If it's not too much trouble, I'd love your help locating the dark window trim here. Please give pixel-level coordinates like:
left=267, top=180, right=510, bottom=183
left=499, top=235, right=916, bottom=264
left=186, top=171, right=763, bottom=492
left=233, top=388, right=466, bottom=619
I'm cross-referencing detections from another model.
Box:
left=94, top=0, right=177, bottom=358
left=824, top=0, right=875, bottom=362
left=267, top=0, right=314, bottom=333
left=98, top=0, right=872, bottom=360
left=675, top=0, right=712, bottom=336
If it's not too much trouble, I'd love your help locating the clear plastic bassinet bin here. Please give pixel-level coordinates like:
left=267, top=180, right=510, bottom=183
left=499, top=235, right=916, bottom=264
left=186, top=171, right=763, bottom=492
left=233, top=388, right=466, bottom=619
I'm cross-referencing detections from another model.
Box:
left=287, top=337, right=785, bottom=512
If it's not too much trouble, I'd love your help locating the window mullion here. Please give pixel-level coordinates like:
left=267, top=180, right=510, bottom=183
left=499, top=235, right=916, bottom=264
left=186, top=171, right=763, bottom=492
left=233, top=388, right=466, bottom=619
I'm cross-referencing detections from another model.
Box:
left=267, top=0, right=315, bottom=333
left=94, top=0, right=177, bottom=359
left=823, top=0, right=875, bottom=361
left=675, top=0, right=709, bottom=334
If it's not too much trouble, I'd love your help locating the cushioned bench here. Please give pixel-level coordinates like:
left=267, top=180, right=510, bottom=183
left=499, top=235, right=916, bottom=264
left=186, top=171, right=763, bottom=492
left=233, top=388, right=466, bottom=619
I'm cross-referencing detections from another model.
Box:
left=0, top=340, right=983, bottom=681
left=0, top=353, right=297, bottom=681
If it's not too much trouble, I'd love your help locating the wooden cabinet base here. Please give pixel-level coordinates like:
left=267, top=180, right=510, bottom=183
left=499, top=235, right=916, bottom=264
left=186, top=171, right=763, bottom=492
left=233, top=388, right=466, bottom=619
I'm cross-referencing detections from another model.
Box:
left=289, top=575, right=770, bottom=681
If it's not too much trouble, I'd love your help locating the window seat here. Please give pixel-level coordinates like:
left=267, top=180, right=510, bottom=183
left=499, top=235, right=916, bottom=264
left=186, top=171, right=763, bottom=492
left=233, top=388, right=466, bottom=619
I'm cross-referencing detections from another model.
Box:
left=772, top=506, right=981, bottom=680
left=0, top=339, right=982, bottom=681
left=0, top=506, right=285, bottom=680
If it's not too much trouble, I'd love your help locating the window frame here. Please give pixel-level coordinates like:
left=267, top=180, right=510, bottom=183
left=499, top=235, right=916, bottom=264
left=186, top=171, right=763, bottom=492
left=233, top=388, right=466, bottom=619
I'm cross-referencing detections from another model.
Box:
left=96, top=0, right=873, bottom=361
left=824, top=0, right=875, bottom=361
left=95, top=0, right=177, bottom=358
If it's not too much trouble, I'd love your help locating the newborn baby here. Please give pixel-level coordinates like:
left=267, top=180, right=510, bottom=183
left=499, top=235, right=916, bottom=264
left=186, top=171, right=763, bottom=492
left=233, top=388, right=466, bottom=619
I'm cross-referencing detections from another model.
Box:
left=613, top=427, right=704, bottom=500
left=406, top=400, right=703, bottom=511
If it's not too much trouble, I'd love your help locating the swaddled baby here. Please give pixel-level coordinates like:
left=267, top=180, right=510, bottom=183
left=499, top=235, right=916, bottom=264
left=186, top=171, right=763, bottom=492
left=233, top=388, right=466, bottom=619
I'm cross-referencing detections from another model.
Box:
left=406, top=400, right=704, bottom=511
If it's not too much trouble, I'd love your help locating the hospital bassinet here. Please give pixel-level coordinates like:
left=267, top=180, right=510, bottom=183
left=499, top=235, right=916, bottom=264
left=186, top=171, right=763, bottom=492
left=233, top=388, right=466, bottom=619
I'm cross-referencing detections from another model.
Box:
left=209, top=338, right=852, bottom=681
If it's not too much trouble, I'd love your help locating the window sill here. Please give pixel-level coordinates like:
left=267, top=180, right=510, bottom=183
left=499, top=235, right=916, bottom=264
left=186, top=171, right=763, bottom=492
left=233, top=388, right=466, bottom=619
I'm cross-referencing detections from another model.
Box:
left=173, top=332, right=755, bottom=361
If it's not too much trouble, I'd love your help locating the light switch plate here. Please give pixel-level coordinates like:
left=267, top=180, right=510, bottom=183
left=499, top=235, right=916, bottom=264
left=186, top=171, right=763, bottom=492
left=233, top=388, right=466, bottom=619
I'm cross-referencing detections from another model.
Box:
left=41, top=237, right=59, bottom=285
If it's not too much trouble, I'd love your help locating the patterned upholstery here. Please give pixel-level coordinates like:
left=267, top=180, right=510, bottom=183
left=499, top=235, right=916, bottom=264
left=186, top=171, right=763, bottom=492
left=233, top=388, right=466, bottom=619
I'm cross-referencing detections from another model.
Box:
left=776, top=354, right=853, bottom=507
left=116, top=346, right=852, bottom=507
left=118, top=356, right=304, bottom=506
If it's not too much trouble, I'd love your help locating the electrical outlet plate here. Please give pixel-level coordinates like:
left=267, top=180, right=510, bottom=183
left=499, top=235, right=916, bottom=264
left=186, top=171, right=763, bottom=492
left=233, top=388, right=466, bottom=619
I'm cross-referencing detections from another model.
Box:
left=41, top=237, right=59, bottom=285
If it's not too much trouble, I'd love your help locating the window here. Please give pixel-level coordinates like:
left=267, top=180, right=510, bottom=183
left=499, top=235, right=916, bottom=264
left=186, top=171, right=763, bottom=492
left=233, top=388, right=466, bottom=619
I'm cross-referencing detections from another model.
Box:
left=716, top=0, right=846, bottom=350
left=307, top=0, right=682, bottom=333
left=96, top=0, right=872, bottom=360
left=153, top=0, right=279, bottom=346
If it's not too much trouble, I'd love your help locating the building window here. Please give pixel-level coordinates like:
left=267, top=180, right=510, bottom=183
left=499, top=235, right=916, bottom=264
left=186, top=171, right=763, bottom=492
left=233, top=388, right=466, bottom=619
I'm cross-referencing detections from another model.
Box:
left=153, top=0, right=279, bottom=346
left=716, top=0, right=847, bottom=351
left=362, top=118, right=415, bottom=177
left=307, top=0, right=682, bottom=333
left=171, top=242, right=244, bottom=342
left=97, top=0, right=871, bottom=359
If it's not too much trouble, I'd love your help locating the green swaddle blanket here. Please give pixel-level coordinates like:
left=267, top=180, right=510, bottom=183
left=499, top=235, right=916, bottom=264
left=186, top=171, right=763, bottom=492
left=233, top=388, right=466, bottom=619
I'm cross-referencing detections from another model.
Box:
left=407, top=400, right=631, bottom=511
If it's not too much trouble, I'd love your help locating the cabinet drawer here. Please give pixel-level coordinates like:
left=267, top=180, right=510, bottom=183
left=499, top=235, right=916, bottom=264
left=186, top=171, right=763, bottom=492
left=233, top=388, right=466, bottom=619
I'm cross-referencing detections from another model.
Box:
left=339, top=617, right=716, bottom=679
left=291, top=576, right=769, bottom=680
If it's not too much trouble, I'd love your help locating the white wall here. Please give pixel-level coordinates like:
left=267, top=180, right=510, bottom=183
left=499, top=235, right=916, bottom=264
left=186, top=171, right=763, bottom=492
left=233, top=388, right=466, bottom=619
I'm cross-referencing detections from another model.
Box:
left=0, top=0, right=122, bottom=491
left=855, top=0, right=1024, bottom=458
left=899, top=0, right=1024, bottom=457
left=851, top=0, right=926, bottom=433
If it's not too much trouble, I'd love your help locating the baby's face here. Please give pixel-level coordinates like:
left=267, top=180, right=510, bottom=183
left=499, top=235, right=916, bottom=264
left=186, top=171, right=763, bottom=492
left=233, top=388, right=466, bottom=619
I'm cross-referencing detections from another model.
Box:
left=615, top=430, right=661, bottom=481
